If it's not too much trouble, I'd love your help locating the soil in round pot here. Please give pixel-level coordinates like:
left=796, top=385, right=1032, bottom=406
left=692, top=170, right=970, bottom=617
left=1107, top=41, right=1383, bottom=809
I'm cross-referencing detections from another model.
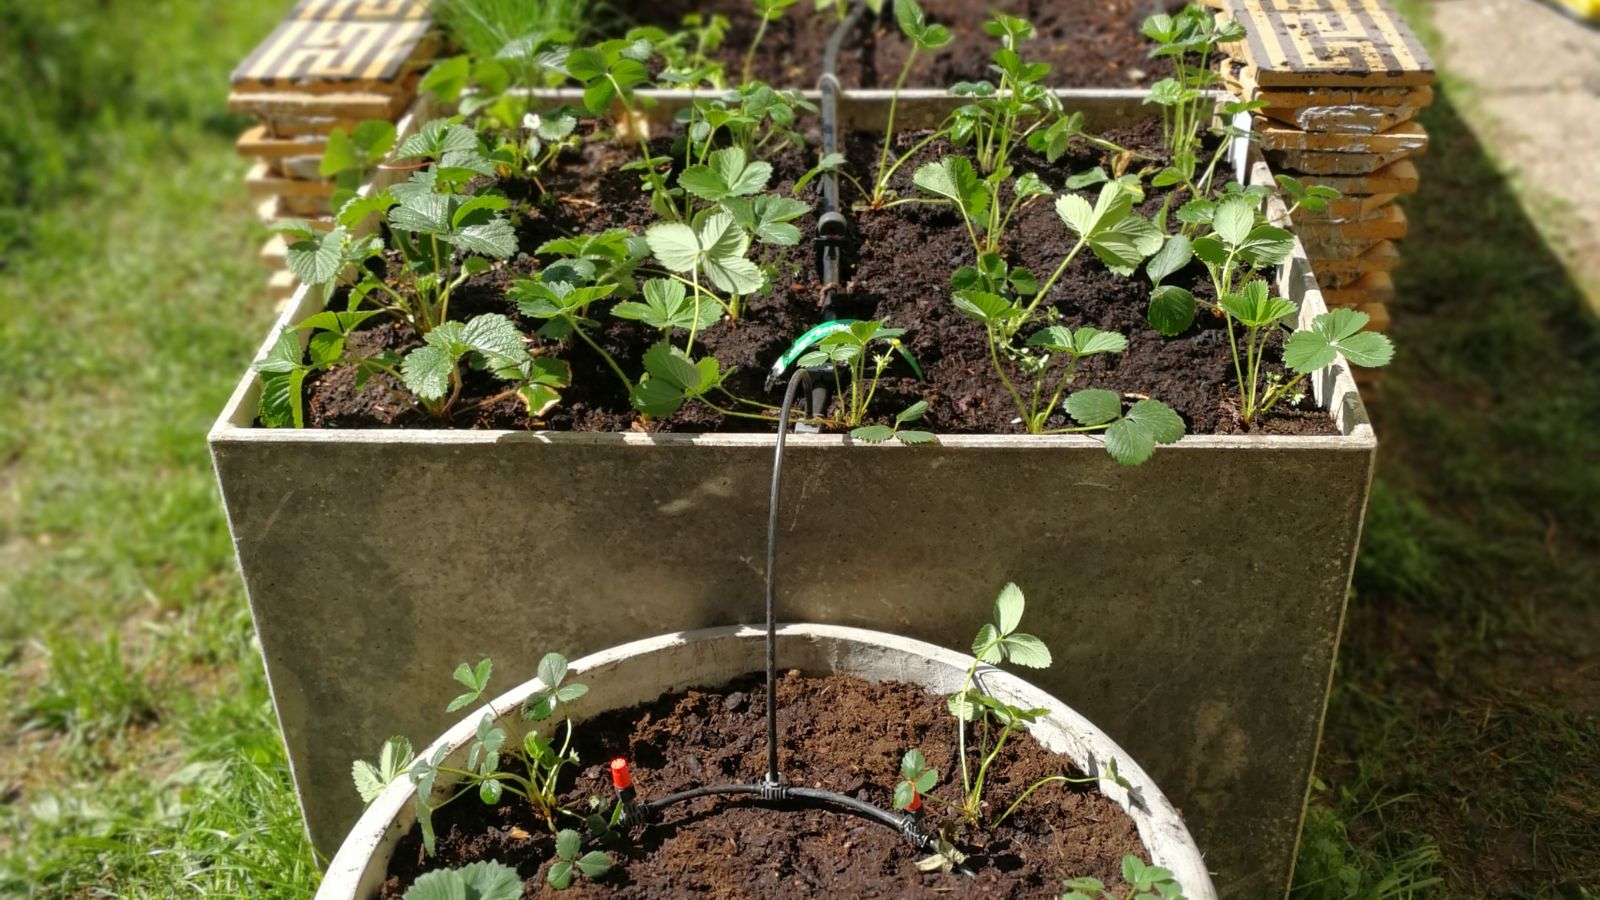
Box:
left=379, top=670, right=1150, bottom=898
left=297, top=119, right=1333, bottom=437
left=624, top=0, right=1167, bottom=89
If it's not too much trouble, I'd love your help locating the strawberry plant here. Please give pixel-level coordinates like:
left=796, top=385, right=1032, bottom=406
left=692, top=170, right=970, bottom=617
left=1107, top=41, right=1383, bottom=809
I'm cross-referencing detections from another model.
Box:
left=1142, top=188, right=1393, bottom=426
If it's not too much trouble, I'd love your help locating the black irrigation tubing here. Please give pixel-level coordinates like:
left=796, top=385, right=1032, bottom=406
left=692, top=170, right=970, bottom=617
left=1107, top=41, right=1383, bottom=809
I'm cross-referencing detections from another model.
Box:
left=607, top=368, right=977, bottom=875
left=814, top=0, right=867, bottom=313
left=599, top=13, right=986, bottom=875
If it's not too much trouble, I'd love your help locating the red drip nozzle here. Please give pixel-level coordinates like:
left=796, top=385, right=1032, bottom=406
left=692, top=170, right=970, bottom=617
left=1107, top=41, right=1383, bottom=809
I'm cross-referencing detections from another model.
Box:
left=906, top=789, right=922, bottom=812
left=610, top=758, right=632, bottom=790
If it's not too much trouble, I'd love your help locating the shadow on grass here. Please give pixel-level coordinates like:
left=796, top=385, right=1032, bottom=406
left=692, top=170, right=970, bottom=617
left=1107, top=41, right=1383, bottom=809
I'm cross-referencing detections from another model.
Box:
left=1293, top=84, right=1600, bottom=898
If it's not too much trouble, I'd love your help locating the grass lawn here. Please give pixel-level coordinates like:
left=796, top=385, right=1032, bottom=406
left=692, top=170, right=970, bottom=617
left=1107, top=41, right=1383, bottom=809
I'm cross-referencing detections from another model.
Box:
left=1, top=0, right=1596, bottom=897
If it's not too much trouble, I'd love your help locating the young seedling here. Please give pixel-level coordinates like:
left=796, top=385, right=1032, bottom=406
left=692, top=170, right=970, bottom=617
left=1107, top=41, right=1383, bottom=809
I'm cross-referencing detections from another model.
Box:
left=919, top=177, right=1183, bottom=461
left=1063, top=856, right=1187, bottom=900
left=796, top=319, right=925, bottom=429
left=1140, top=4, right=1247, bottom=197
left=850, top=400, right=937, bottom=446
left=1142, top=187, right=1393, bottom=425
left=946, top=14, right=1066, bottom=177
left=863, top=0, right=952, bottom=208
left=377, top=652, right=605, bottom=857
left=403, top=860, right=523, bottom=900
left=743, top=0, right=800, bottom=83
left=897, top=585, right=1142, bottom=839
left=547, top=828, right=613, bottom=890
left=893, top=748, right=938, bottom=811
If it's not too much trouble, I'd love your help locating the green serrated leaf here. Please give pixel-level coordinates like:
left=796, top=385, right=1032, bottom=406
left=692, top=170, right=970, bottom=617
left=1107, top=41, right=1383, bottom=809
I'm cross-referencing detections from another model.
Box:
left=1000, top=633, right=1051, bottom=668
left=642, top=343, right=702, bottom=391
left=1065, top=389, right=1123, bottom=427
left=1212, top=197, right=1255, bottom=246
left=1146, top=234, right=1192, bottom=285
left=644, top=223, right=699, bottom=273
left=576, top=851, right=612, bottom=878
left=1283, top=309, right=1393, bottom=372
left=895, top=400, right=929, bottom=424
left=547, top=860, right=574, bottom=891
left=556, top=829, right=582, bottom=861
left=1147, top=285, right=1197, bottom=336
left=994, top=583, right=1025, bottom=634
left=850, top=424, right=895, bottom=443
left=402, top=345, right=456, bottom=402
left=913, top=156, right=990, bottom=219
left=1219, top=280, right=1295, bottom=328
left=404, top=860, right=522, bottom=900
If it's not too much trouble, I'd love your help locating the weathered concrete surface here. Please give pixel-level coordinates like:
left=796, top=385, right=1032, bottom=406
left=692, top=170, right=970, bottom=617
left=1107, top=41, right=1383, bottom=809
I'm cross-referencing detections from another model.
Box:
left=213, top=424, right=1371, bottom=900
left=318, top=626, right=1217, bottom=900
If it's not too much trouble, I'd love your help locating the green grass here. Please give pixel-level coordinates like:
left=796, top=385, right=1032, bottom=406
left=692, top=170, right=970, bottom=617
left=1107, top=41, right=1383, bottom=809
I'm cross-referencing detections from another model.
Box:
left=2, top=0, right=1598, bottom=897
left=1290, top=2, right=1600, bottom=897
left=0, top=1, right=319, bottom=895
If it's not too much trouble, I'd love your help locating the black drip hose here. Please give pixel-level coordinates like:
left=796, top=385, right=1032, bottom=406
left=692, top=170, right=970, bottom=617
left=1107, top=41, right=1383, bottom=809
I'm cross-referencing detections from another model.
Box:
left=814, top=1, right=866, bottom=310
left=606, top=14, right=978, bottom=876
left=641, top=784, right=941, bottom=855
left=614, top=368, right=976, bottom=875
left=764, top=368, right=813, bottom=784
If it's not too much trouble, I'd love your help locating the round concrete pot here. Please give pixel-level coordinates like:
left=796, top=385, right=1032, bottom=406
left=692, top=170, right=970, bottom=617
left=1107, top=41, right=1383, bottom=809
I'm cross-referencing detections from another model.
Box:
left=316, top=624, right=1216, bottom=899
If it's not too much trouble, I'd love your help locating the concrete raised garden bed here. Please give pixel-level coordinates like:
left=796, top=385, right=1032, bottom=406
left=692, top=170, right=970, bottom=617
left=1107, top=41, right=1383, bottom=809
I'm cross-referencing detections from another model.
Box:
left=314, top=624, right=1217, bottom=899
left=212, top=82, right=1375, bottom=898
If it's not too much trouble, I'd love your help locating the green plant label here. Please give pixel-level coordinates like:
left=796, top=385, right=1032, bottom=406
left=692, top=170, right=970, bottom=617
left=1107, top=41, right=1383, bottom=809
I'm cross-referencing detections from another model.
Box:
left=767, top=319, right=862, bottom=383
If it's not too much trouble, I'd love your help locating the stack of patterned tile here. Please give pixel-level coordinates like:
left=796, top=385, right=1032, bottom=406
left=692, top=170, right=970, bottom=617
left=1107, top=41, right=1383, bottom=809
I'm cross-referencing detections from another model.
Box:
left=231, top=0, right=435, bottom=301
left=1219, top=0, right=1435, bottom=356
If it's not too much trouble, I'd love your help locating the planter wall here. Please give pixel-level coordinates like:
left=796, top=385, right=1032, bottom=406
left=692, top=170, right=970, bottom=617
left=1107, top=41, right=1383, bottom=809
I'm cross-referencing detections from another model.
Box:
left=316, top=625, right=1217, bottom=900
left=211, top=91, right=1374, bottom=899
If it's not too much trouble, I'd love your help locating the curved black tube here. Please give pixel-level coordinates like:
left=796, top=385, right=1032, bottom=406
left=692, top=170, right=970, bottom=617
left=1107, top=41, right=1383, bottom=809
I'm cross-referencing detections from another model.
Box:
left=765, top=368, right=813, bottom=783
left=640, top=782, right=973, bottom=870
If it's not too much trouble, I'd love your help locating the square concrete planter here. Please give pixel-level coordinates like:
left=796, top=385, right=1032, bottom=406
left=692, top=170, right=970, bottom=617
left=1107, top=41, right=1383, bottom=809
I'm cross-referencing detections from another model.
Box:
left=211, top=90, right=1374, bottom=899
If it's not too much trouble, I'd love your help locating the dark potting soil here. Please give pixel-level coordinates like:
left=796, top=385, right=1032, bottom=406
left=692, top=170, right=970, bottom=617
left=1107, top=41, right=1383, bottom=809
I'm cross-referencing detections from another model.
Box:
left=378, top=671, right=1150, bottom=899
left=301, top=119, right=1335, bottom=437
left=629, top=0, right=1174, bottom=90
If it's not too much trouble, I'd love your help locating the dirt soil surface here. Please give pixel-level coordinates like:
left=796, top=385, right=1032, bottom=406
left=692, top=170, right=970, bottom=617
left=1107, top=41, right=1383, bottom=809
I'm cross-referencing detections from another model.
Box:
left=302, top=119, right=1333, bottom=436
left=378, top=671, right=1152, bottom=899
left=631, top=0, right=1175, bottom=89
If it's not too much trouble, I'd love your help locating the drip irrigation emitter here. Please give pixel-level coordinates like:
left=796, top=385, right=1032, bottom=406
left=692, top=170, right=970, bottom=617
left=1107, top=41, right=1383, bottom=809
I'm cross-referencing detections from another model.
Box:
left=602, top=369, right=975, bottom=875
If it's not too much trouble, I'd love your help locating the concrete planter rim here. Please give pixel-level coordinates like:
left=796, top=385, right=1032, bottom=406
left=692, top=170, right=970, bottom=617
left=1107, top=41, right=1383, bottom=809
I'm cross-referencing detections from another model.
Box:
left=316, top=624, right=1217, bottom=900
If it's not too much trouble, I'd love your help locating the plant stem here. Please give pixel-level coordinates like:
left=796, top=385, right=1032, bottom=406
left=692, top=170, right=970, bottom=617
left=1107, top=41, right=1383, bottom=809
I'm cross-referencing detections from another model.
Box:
left=869, top=130, right=943, bottom=208
left=742, top=14, right=772, bottom=85
left=1021, top=238, right=1087, bottom=324
left=992, top=773, right=1101, bottom=829
left=686, top=268, right=704, bottom=353
left=986, top=329, right=1029, bottom=426
left=571, top=321, right=633, bottom=391
left=1225, top=313, right=1249, bottom=424
left=872, top=47, right=920, bottom=207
